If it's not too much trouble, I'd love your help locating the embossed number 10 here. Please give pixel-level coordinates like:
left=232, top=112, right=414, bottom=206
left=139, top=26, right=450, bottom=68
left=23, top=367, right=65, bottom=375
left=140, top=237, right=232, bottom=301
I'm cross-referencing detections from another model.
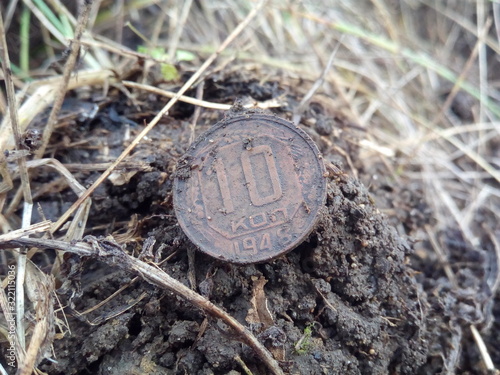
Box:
left=214, top=145, right=282, bottom=213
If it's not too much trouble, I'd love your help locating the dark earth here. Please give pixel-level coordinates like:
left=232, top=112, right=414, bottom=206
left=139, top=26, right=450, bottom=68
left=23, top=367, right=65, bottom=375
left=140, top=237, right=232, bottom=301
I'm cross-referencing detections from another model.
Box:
left=2, top=71, right=495, bottom=374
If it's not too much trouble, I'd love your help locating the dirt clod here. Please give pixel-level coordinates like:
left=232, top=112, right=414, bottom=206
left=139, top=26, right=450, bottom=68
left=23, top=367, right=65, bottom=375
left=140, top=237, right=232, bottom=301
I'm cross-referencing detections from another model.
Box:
left=3, top=73, right=489, bottom=375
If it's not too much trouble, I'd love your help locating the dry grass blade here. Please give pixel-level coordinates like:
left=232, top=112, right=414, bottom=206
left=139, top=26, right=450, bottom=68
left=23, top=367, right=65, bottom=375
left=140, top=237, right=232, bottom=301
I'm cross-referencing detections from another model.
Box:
left=11, top=158, right=87, bottom=196
left=0, top=275, right=24, bottom=367
left=188, top=79, right=205, bottom=145
left=0, top=159, right=14, bottom=195
left=123, top=80, right=231, bottom=109
left=476, top=1, right=488, bottom=124
left=3, top=0, right=19, bottom=31
left=495, top=3, right=500, bottom=43
left=0, top=70, right=116, bottom=152
left=470, top=325, right=496, bottom=372
left=7, top=158, right=91, bottom=244
left=432, top=18, right=491, bottom=125
left=167, top=0, right=193, bottom=61
left=122, top=80, right=282, bottom=109
left=17, top=262, right=55, bottom=375
left=22, top=0, right=65, bottom=45
left=292, top=38, right=341, bottom=124
left=0, top=220, right=51, bottom=242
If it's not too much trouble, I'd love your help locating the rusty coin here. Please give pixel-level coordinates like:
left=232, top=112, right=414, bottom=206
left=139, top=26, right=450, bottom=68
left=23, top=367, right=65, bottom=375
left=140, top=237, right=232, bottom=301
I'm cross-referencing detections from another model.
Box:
left=173, top=112, right=327, bottom=264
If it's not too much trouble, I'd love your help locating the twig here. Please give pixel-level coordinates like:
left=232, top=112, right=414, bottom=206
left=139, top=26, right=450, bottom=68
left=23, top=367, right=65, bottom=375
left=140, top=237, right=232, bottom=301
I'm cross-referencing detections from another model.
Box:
left=51, top=0, right=269, bottom=234
left=0, top=236, right=285, bottom=375
left=122, top=80, right=281, bottom=110
left=123, top=80, right=230, bottom=109
left=35, top=0, right=95, bottom=158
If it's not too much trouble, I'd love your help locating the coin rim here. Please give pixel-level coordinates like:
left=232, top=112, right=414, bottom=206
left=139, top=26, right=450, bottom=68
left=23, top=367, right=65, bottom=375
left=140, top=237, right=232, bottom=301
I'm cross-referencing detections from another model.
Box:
left=173, top=112, right=327, bottom=264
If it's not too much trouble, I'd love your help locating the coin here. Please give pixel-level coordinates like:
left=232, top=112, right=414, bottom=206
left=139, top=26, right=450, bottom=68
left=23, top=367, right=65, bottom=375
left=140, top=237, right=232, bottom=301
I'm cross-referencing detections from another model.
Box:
left=173, top=112, right=327, bottom=264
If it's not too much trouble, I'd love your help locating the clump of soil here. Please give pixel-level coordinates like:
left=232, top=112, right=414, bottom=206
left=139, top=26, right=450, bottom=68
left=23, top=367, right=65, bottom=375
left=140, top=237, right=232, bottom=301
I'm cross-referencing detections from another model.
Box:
left=5, top=73, right=483, bottom=374
left=41, top=173, right=430, bottom=374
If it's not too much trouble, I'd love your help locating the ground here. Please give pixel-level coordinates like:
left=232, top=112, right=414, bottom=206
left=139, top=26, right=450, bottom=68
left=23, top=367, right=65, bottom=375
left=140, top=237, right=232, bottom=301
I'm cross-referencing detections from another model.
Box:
left=0, top=2, right=498, bottom=375
left=0, top=74, right=481, bottom=375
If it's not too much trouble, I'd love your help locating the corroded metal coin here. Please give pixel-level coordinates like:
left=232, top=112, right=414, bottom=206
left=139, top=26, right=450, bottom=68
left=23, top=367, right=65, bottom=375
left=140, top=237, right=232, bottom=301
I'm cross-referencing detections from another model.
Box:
left=173, top=112, right=327, bottom=264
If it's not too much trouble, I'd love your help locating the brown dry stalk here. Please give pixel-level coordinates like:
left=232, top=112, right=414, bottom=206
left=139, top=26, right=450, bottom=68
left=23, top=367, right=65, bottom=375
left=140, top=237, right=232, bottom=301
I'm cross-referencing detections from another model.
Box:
left=123, top=80, right=231, bottom=109
left=122, top=80, right=282, bottom=110
left=35, top=0, right=96, bottom=158
left=0, top=70, right=116, bottom=153
left=51, top=0, right=268, bottom=234
left=17, top=262, right=55, bottom=375
left=0, top=277, right=24, bottom=366
left=0, top=236, right=285, bottom=375
left=0, top=221, right=51, bottom=242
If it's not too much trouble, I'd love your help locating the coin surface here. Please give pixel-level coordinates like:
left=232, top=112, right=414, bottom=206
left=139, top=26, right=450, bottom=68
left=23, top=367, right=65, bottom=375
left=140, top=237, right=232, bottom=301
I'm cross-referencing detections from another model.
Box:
left=173, top=112, right=327, bottom=264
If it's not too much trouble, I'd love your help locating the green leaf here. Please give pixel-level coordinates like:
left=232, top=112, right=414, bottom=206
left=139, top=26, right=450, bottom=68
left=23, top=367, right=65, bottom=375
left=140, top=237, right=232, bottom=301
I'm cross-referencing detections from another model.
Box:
left=150, top=47, right=167, bottom=60
left=160, top=63, right=179, bottom=81
left=137, top=45, right=179, bottom=81
left=32, top=0, right=65, bottom=34
left=20, top=5, right=31, bottom=74
left=176, top=49, right=196, bottom=62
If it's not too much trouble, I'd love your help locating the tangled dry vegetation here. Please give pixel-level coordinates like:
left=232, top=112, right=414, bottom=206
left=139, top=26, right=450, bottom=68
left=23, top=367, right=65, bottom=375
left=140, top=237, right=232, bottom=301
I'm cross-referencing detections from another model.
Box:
left=0, top=1, right=499, bottom=374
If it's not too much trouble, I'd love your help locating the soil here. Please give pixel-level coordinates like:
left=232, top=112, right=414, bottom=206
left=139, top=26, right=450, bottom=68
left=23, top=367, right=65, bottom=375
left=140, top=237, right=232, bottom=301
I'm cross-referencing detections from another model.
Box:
left=3, top=72, right=494, bottom=374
